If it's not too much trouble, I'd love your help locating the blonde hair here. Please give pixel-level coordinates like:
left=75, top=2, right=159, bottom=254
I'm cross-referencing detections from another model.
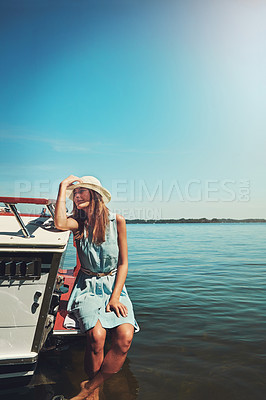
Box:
left=73, top=189, right=109, bottom=244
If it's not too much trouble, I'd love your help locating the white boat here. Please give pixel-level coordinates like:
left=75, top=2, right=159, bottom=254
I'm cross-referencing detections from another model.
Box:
left=0, top=196, right=79, bottom=386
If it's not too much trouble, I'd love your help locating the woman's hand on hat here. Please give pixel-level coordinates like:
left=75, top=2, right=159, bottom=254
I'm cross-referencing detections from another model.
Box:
left=106, top=298, right=128, bottom=318
left=60, top=175, right=83, bottom=189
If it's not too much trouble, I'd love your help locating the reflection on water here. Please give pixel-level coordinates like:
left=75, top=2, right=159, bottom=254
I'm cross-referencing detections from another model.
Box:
left=2, top=337, right=139, bottom=400
left=126, top=224, right=266, bottom=400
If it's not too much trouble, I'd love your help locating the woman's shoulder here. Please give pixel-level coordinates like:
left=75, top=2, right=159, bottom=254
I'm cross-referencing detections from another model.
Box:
left=65, top=215, right=79, bottom=232
left=115, top=213, right=125, bottom=222
left=116, top=214, right=126, bottom=227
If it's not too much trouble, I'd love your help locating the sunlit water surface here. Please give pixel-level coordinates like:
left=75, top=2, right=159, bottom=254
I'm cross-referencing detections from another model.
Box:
left=3, top=224, right=266, bottom=400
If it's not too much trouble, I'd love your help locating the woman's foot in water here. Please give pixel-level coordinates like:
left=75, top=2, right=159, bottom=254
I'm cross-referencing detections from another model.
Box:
left=69, top=380, right=94, bottom=400
left=88, top=387, right=99, bottom=400
left=70, top=373, right=104, bottom=400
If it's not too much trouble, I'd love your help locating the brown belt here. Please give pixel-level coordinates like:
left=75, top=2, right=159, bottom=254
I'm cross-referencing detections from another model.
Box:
left=80, top=267, right=117, bottom=278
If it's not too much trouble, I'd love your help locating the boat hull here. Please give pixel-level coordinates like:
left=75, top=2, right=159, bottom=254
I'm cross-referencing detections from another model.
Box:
left=0, top=213, right=70, bottom=385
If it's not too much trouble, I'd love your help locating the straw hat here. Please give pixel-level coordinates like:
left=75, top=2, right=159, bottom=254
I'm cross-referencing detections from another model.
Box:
left=66, top=176, right=111, bottom=203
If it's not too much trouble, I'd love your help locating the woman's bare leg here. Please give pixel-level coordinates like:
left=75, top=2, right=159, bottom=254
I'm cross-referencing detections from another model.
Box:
left=84, top=320, right=106, bottom=379
left=70, top=323, right=134, bottom=400
left=100, top=323, right=134, bottom=375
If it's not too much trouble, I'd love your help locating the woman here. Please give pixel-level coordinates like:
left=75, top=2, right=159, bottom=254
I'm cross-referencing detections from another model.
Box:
left=54, top=175, right=139, bottom=400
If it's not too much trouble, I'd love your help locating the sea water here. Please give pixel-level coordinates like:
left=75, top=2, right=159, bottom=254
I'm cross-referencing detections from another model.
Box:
left=4, top=223, right=266, bottom=400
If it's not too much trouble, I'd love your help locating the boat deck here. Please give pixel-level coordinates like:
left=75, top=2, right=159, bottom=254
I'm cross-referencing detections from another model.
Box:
left=0, top=215, right=70, bottom=251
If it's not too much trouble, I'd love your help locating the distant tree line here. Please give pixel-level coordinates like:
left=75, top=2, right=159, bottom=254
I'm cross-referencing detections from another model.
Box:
left=126, top=218, right=266, bottom=224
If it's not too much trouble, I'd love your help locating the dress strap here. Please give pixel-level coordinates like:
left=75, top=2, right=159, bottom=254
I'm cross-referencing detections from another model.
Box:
left=108, top=211, right=116, bottom=221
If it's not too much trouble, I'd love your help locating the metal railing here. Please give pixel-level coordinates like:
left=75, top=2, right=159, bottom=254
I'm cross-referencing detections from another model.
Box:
left=0, top=196, right=56, bottom=238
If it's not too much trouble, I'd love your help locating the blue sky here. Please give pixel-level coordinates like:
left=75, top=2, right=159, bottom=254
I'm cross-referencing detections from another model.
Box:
left=0, top=0, right=265, bottom=218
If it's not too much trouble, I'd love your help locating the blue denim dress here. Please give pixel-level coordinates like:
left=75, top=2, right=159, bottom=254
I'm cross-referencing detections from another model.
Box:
left=67, top=212, right=139, bottom=333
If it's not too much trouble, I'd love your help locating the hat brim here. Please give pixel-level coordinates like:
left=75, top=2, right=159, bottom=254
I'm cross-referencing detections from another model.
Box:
left=66, top=183, right=111, bottom=203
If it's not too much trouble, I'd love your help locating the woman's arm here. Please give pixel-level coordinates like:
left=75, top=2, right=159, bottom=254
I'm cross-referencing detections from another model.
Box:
left=106, top=214, right=129, bottom=318
left=54, top=175, right=81, bottom=232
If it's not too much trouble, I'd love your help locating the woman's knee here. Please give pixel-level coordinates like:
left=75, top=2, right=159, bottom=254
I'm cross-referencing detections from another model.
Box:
left=114, top=325, right=134, bottom=353
left=86, top=325, right=106, bottom=353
